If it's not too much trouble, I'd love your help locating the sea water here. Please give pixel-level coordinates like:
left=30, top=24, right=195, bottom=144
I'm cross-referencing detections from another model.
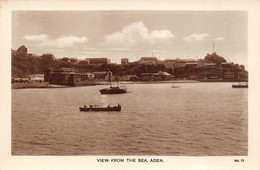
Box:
left=12, top=82, right=247, bottom=155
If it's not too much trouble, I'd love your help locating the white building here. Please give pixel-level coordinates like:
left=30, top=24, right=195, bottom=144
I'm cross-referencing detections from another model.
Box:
left=28, top=74, right=44, bottom=82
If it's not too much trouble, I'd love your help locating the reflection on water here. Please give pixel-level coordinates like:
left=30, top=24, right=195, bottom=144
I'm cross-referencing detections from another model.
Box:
left=12, top=83, right=247, bottom=155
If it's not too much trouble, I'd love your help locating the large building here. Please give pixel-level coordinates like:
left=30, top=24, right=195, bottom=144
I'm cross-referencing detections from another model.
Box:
left=85, top=58, right=111, bottom=64
left=163, top=59, right=196, bottom=69
left=92, top=71, right=108, bottom=80
left=185, top=62, right=198, bottom=67
left=221, top=62, right=234, bottom=70
left=223, top=71, right=235, bottom=79
left=204, top=63, right=216, bottom=68
left=140, top=72, right=172, bottom=81
left=49, top=68, right=77, bottom=86
left=138, top=57, right=158, bottom=64
left=49, top=68, right=95, bottom=86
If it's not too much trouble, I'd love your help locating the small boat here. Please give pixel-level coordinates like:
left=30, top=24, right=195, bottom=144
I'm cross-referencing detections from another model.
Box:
left=100, top=70, right=127, bottom=94
left=100, top=86, right=127, bottom=94
left=171, top=85, right=179, bottom=88
left=232, top=82, right=248, bottom=88
left=79, top=104, right=121, bottom=112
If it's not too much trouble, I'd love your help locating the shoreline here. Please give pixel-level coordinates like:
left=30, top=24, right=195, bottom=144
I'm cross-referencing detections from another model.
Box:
left=12, top=82, right=69, bottom=89
left=12, top=79, right=248, bottom=89
left=118, top=80, right=199, bottom=84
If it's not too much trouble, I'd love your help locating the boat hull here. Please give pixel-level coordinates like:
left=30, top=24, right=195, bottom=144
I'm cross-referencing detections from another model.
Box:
left=79, top=105, right=121, bottom=112
left=99, top=87, right=127, bottom=94
left=171, top=86, right=179, bottom=88
left=232, top=85, right=248, bottom=88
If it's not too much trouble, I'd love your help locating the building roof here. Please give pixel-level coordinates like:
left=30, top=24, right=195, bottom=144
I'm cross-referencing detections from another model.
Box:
left=54, top=68, right=75, bottom=72
left=85, top=57, right=109, bottom=60
left=140, top=73, right=152, bottom=75
left=140, top=57, right=158, bottom=60
left=186, top=62, right=198, bottom=65
left=204, top=63, right=216, bottom=66
left=158, top=71, right=171, bottom=76
left=28, top=74, right=44, bottom=76
left=92, top=71, right=107, bottom=74
left=221, top=62, right=234, bottom=65
left=79, top=72, right=94, bottom=75
left=153, top=73, right=161, bottom=76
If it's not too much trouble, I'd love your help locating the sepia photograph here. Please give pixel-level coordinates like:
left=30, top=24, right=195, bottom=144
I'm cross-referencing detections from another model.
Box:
left=11, top=10, right=248, bottom=156
left=1, top=0, right=260, bottom=170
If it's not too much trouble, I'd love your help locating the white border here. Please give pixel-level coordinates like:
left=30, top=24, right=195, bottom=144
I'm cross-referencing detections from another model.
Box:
left=1, top=0, right=259, bottom=169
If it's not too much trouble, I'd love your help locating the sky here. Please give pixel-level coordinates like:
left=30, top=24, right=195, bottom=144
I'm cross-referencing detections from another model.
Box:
left=12, top=11, right=247, bottom=67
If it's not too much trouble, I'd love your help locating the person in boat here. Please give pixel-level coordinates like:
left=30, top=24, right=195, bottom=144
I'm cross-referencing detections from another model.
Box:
left=84, top=105, right=86, bottom=108
left=108, top=104, right=110, bottom=108
left=90, top=105, right=92, bottom=108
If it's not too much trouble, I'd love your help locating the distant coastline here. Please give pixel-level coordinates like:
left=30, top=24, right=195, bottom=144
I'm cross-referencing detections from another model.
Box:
left=12, top=79, right=248, bottom=89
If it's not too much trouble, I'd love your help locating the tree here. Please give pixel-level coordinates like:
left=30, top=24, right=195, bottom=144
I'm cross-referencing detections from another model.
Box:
left=40, top=53, right=55, bottom=73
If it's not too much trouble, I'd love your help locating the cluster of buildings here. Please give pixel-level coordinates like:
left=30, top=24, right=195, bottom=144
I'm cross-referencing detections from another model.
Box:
left=38, top=52, right=246, bottom=86
left=43, top=52, right=246, bottom=86
left=44, top=67, right=173, bottom=86
left=12, top=74, right=44, bottom=83
left=79, top=56, right=197, bottom=69
left=82, top=52, right=244, bottom=72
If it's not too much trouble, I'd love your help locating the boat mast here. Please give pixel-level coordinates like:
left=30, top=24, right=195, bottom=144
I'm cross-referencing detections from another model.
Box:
left=107, top=70, right=113, bottom=87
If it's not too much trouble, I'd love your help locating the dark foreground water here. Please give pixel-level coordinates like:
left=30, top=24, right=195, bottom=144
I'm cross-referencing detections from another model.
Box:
left=12, top=82, right=247, bottom=155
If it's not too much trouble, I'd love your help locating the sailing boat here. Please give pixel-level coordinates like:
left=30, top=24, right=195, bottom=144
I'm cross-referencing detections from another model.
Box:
left=99, top=71, right=127, bottom=94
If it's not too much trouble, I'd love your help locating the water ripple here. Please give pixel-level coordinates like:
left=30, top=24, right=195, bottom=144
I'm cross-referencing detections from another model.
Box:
left=12, top=83, right=247, bottom=155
